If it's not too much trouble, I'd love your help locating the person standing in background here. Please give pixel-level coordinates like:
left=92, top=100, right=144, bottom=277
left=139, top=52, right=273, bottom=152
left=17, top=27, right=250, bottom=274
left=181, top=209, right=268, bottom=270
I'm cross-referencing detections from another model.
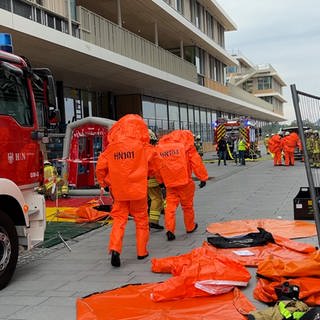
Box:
left=238, top=135, right=247, bottom=166
left=264, top=134, right=270, bottom=154
left=217, top=136, right=228, bottom=166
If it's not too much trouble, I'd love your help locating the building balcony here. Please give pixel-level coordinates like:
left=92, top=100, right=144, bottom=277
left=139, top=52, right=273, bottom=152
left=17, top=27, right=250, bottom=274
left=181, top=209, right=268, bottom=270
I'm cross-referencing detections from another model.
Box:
left=77, top=6, right=198, bottom=83
left=227, top=85, right=284, bottom=116
left=204, top=77, right=228, bottom=95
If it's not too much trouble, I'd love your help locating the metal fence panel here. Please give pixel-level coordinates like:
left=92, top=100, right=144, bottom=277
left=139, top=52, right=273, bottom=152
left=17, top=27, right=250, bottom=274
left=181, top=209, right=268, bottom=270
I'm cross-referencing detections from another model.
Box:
left=291, top=84, right=320, bottom=245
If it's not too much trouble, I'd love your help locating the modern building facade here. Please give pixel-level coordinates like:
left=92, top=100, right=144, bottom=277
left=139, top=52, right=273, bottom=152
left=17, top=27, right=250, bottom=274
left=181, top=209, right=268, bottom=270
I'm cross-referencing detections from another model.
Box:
left=0, top=0, right=286, bottom=151
left=227, top=51, right=287, bottom=117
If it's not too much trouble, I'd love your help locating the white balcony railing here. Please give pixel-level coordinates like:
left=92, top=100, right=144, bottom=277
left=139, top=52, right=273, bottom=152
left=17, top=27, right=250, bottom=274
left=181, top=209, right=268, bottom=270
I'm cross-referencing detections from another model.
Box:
left=228, top=85, right=284, bottom=115
left=78, top=6, right=197, bottom=82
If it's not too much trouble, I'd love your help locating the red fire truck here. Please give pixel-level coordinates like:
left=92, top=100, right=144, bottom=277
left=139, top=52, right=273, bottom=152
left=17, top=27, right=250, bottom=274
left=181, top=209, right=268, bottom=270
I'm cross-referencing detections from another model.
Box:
left=0, top=34, right=58, bottom=289
left=213, top=118, right=260, bottom=159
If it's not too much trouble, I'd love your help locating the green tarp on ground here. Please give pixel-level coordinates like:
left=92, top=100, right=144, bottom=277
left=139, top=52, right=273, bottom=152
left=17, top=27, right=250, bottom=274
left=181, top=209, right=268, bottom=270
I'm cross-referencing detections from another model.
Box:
left=42, top=222, right=102, bottom=248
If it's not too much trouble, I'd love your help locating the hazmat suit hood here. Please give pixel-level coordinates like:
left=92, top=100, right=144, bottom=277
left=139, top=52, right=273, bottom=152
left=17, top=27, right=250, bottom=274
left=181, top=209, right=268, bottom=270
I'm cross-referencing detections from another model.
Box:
left=108, top=114, right=149, bottom=144
left=160, top=130, right=195, bottom=151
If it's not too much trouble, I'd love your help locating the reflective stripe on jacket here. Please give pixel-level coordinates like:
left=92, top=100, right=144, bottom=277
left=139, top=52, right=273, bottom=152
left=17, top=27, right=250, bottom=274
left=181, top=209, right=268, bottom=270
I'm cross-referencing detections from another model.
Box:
left=238, top=139, right=246, bottom=151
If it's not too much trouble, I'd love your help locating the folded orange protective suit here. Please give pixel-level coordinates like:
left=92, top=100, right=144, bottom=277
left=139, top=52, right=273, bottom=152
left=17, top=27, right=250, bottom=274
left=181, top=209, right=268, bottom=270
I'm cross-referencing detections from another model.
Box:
left=151, top=246, right=251, bottom=302
left=254, top=251, right=320, bottom=306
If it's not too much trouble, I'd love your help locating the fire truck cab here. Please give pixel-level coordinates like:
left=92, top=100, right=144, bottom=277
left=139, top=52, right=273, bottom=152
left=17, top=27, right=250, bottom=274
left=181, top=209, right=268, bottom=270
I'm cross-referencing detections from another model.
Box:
left=0, top=34, right=58, bottom=289
left=213, top=118, right=260, bottom=159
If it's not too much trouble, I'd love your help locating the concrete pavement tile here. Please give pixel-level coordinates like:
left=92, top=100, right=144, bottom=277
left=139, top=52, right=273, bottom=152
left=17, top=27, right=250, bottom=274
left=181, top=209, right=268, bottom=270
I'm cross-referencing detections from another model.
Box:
left=0, top=305, right=25, bottom=318
left=8, top=306, right=74, bottom=320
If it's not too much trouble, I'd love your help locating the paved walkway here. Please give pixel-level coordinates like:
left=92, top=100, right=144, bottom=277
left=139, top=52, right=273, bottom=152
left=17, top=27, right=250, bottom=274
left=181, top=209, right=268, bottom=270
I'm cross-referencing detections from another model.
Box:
left=0, top=153, right=317, bottom=319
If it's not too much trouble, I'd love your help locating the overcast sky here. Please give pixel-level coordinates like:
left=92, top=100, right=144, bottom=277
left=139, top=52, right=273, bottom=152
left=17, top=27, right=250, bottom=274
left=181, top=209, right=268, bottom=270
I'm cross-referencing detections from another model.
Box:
left=217, top=0, right=320, bottom=123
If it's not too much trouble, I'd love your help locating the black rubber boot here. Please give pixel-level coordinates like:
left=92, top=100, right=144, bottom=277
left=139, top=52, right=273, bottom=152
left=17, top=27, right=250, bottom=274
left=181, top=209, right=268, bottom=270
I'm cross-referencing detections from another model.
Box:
left=187, top=223, right=198, bottom=234
left=137, top=253, right=149, bottom=260
left=166, top=231, right=176, bottom=241
left=111, top=250, right=121, bottom=267
left=149, top=222, right=164, bottom=230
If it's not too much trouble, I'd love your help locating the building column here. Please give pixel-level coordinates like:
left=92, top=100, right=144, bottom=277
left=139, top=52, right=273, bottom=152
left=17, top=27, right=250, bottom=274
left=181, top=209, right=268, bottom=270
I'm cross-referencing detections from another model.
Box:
left=154, top=21, right=158, bottom=46
left=117, top=0, right=122, bottom=27
left=180, top=39, right=184, bottom=59
left=67, top=0, right=72, bottom=35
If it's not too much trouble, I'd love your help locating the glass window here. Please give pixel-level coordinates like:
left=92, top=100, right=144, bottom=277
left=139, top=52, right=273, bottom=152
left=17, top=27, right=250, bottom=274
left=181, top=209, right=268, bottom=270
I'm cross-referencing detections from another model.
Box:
left=72, top=23, right=80, bottom=38
left=195, top=47, right=205, bottom=75
left=168, top=102, right=179, bottom=130
left=195, top=2, right=202, bottom=29
left=0, top=0, right=11, bottom=10
left=176, top=0, right=183, bottom=13
left=190, top=0, right=196, bottom=25
left=35, top=7, right=42, bottom=23
left=184, top=46, right=196, bottom=65
left=258, top=76, right=272, bottom=90
left=70, top=0, right=77, bottom=20
left=243, top=80, right=253, bottom=93
left=194, top=107, right=200, bottom=136
left=64, top=98, right=74, bottom=123
left=188, top=106, right=194, bottom=132
left=13, top=1, right=32, bottom=19
left=206, top=12, right=213, bottom=39
left=47, top=13, right=55, bottom=28
left=217, top=23, right=225, bottom=48
left=209, top=56, right=216, bottom=80
left=0, top=64, right=32, bottom=126
left=142, top=96, right=156, bottom=119
left=261, top=96, right=273, bottom=104
left=56, top=18, right=62, bottom=31
left=155, top=99, right=168, bottom=133
left=179, top=104, right=188, bottom=129
left=200, top=109, right=207, bottom=140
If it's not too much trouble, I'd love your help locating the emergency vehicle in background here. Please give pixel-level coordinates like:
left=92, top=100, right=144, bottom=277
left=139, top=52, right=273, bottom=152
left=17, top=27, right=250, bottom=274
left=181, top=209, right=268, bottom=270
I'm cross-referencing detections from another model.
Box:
left=213, top=117, right=261, bottom=159
left=0, top=34, right=58, bottom=289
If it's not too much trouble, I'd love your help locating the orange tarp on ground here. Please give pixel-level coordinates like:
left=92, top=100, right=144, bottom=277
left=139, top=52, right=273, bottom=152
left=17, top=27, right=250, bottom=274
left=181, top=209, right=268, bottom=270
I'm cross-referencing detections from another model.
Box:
left=204, top=235, right=316, bottom=267
left=206, top=219, right=316, bottom=239
left=56, top=199, right=111, bottom=223
left=76, top=285, right=255, bottom=320
left=46, top=196, right=113, bottom=223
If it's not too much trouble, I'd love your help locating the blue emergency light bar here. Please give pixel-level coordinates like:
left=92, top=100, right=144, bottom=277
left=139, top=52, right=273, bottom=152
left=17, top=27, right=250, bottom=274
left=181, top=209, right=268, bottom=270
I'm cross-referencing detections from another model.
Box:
left=0, top=33, right=13, bottom=53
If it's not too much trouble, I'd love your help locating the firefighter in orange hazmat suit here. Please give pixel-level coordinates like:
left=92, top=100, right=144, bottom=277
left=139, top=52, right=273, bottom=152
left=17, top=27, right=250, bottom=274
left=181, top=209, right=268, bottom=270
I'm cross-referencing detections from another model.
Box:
left=281, top=131, right=299, bottom=166
left=268, top=133, right=283, bottom=166
left=96, top=114, right=162, bottom=267
left=156, top=130, right=208, bottom=241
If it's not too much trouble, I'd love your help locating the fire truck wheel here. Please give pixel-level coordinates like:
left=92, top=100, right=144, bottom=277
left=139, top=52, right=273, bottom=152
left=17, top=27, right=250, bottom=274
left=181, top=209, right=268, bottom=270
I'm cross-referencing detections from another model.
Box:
left=0, top=210, right=19, bottom=290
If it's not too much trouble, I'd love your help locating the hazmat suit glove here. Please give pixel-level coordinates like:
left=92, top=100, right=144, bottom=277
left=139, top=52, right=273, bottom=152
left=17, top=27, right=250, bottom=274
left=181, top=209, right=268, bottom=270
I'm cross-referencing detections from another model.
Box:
left=199, top=181, right=206, bottom=188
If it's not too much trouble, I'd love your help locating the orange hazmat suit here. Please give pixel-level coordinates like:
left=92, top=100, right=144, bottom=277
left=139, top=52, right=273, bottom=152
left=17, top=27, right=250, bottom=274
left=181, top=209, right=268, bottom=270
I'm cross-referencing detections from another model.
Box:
left=96, top=114, right=162, bottom=258
left=151, top=246, right=251, bottom=302
left=281, top=132, right=299, bottom=166
left=268, top=134, right=282, bottom=165
left=156, top=130, right=208, bottom=235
